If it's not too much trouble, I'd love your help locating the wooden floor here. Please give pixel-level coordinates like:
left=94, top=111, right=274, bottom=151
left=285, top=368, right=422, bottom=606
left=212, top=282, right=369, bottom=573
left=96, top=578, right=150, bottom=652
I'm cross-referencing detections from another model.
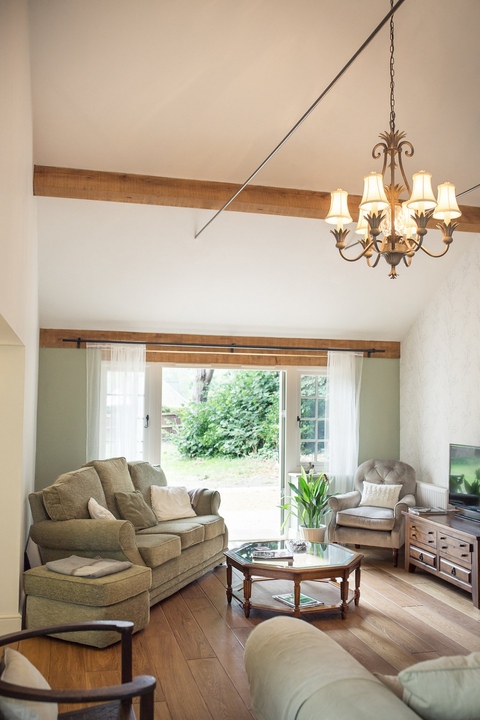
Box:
left=13, top=547, right=480, bottom=720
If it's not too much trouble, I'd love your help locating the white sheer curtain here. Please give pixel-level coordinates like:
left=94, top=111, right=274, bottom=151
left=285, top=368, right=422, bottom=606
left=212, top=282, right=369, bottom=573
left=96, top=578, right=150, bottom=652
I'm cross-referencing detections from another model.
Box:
left=326, top=351, right=363, bottom=494
left=86, top=343, right=146, bottom=461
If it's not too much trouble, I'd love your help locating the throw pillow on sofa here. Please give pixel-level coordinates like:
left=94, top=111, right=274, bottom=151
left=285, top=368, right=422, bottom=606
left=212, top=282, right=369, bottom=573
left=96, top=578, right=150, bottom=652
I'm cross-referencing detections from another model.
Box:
left=151, top=486, right=197, bottom=522
left=398, top=651, right=480, bottom=720
left=88, top=497, right=116, bottom=520
left=114, top=490, right=157, bottom=530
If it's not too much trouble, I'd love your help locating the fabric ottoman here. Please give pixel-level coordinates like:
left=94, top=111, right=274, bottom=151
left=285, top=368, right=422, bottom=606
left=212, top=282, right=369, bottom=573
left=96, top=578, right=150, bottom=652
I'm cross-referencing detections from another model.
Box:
left=23, top=564, right=152, bottom=648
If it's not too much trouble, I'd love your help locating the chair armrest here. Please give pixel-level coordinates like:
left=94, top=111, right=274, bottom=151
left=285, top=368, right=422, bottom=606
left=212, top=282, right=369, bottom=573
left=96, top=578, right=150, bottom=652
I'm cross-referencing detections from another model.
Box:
left=328, top=491, right=361, bottom=512
left=0, top=621, right=156, bottom=714
left=188, top=488, right=221, bottom=515
left=394, top=493, right=416, bottom=519
left=29, top=519, right=145, bottom=565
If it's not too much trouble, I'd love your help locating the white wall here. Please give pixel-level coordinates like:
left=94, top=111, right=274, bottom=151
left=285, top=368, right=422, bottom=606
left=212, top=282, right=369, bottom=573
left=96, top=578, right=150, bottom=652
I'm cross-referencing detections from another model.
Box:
left=400, top=239, right=480, bottom=489
left=0, top=0, right=39, bottom=633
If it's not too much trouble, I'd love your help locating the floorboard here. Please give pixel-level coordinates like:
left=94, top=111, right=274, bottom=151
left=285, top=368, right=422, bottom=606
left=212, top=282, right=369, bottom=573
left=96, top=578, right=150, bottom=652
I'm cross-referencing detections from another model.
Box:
left=14, top=548, right=480, bottom=720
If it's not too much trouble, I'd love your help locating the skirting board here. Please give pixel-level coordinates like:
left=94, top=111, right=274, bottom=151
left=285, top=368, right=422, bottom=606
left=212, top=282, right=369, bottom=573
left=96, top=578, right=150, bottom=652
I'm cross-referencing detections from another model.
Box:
left=0, top=613, right=22, bottom=635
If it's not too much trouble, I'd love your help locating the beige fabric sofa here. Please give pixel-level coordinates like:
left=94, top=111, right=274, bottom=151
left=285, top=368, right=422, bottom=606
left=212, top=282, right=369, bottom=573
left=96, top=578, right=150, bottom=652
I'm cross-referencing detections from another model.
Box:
left=29, top=457, right=228, bottom=607
left=245, top=617, right=441, bottom=720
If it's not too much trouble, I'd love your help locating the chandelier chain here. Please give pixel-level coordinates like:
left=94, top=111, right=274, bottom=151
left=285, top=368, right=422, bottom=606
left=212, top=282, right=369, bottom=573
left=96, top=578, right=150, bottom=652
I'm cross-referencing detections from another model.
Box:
left=389, top=0, right=396, bottom=134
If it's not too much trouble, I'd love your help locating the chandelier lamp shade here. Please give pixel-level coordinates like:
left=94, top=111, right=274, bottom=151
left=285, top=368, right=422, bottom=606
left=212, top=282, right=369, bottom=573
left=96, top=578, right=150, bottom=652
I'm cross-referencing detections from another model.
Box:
left=325, top=4, right=461, bottom=279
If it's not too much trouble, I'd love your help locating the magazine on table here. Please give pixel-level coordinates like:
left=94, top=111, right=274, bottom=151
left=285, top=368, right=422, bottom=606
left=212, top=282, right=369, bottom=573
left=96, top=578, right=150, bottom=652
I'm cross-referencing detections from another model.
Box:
left=251, top=548, right=293, bottom=560
left=409, top=506, right=448, bottom=515
left=273, top=592, right=324, bottom=608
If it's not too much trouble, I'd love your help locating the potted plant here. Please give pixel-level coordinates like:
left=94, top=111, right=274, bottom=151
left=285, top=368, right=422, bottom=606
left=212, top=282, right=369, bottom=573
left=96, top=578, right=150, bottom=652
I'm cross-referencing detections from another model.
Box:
left=280, top=466, right=333, bottom=542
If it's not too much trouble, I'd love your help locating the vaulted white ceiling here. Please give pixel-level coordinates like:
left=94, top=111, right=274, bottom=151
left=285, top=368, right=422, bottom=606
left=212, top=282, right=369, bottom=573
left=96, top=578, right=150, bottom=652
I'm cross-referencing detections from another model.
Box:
left=30, top=0, right=480, bottom=341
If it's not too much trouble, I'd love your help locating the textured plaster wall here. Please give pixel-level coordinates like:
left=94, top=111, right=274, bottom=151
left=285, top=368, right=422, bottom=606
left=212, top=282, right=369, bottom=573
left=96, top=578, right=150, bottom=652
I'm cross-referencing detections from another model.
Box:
left=400, top=239, right=480, bottom=487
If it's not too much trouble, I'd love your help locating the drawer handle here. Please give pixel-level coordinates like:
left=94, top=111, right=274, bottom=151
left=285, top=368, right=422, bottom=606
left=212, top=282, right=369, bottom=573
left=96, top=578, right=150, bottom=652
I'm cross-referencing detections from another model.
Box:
left=461, top=553, right=469, bottom=558
left=428, top=540, right=435, bottom=544
left=441, top=546, right=447, bottom=550
left=419, top=553, right=424, bottom=562
left=459, top=544, right=467, bottom=548
left=428, top=531, right=434, bottom=535
left=451, top=567, right=457, bottom=577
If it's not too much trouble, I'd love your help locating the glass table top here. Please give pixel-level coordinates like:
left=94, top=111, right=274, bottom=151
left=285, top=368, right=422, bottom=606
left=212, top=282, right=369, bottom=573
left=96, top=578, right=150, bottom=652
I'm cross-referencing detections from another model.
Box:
left=227, top=540, right=359, bottom=569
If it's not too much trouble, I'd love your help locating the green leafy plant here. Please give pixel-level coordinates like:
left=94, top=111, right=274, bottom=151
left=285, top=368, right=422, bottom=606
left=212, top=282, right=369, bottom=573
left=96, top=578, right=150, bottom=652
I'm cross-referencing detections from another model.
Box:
left=280, top=466, right=333, bottom=529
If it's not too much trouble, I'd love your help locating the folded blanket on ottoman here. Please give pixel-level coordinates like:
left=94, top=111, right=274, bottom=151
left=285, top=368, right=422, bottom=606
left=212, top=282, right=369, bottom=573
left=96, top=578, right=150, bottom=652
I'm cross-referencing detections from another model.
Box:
left=46, top=555, right=132, bottom=577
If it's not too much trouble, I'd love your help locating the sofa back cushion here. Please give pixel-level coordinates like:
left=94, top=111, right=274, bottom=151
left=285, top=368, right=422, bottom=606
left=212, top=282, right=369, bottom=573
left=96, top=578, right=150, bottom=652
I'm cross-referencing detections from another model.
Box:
left=43, top=467, right=105, bottom=521
left=86, top=457, right=135, bottom=517
left=128, top=461, right=167, bottom=503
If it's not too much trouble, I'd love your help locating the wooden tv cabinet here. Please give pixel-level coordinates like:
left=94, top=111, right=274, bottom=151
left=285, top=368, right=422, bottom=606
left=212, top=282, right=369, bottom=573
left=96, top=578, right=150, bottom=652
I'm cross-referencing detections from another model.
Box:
left=404, top=511, right=480, bottom=607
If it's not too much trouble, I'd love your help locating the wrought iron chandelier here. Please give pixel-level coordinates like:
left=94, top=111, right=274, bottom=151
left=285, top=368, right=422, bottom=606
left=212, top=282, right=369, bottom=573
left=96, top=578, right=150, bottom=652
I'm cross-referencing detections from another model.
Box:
left=325, top=1, right=461, bottom=279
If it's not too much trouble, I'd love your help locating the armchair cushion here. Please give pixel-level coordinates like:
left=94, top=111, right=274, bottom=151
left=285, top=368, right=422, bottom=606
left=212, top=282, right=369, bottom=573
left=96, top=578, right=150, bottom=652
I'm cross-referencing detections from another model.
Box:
left=337, top=506, right=396, bottom=531
left=359, top=481, right=402, bottom=509
left=0, top=648, right=57, bottom=720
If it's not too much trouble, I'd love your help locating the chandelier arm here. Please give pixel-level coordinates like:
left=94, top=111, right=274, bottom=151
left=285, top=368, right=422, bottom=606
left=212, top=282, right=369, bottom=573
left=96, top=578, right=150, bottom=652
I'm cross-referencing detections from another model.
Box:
left=337, top=241, right=376, bottom=263
left=366, top=253, right=382, bottom=268
left=417, top=244, right=451, bottom=259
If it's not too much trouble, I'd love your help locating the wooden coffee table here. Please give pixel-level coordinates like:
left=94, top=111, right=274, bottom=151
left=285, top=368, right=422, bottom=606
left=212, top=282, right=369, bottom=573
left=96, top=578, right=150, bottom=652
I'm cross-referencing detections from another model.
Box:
left=224, top=541, right=363, bottom=619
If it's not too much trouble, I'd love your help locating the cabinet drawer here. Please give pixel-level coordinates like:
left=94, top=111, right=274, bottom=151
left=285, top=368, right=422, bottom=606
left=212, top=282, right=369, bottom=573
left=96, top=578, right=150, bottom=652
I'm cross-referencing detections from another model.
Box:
left=409, top=525, right=436, bottom=550
left=439, top=558, right=471, bottom=585
left=438, top=533, right=472, bottom=566
left=410, top=545, right=436, bottom=568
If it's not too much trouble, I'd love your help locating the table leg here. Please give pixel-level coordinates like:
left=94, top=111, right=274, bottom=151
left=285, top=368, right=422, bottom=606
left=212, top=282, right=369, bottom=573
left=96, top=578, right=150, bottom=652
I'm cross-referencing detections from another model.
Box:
left=226, top=561, right=232, bottom=604
left=340, top=575, right=349, bottom=619
left=354, top=565, right=361, bottom=606
left=293, top=579, right=301, bottom=618
left=244, top=572, right=252, bottom=618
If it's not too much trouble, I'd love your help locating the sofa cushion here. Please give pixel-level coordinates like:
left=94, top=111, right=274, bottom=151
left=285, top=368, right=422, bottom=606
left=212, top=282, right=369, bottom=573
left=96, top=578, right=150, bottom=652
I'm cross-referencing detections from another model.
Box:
left=136, top=519, right=205, bottom=549
left=337, top=506, right=396, bottom=531
left=151, top=485, right=197, bottom=521
left=43, top=467, right=106, bottom=521
left=0, top=647, right=58, bottom=720
left=115, top=490, right=157, bottom=530
left=185, top=514, right=225, bottom=540
left=128, top=461, right=167, bottom=502
left=135, top=533, right=182, bottom=567
left=86, top=457, right=135, bottom=517
left=359, top=481, right=402, bottom=509
left=398, top=651, right=480, bottom=720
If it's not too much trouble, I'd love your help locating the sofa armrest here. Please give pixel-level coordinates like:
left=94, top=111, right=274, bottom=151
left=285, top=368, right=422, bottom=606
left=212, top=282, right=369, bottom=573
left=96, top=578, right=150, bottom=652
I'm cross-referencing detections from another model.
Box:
left=29, top=519, right=145, bottom=566
left=244, top=617, right=419, bottom=720
left=188, top=488, right=221, bottom=515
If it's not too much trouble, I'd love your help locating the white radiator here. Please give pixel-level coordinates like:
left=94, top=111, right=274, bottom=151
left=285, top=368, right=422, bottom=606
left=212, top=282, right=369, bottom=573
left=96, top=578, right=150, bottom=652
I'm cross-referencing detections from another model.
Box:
left=416, top=481, right=449, bottom=508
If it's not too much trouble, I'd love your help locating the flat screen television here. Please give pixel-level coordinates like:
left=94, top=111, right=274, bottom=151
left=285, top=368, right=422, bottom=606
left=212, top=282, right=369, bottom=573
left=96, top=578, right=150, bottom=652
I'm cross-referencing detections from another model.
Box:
left=449, top=443, right=480, bottom=521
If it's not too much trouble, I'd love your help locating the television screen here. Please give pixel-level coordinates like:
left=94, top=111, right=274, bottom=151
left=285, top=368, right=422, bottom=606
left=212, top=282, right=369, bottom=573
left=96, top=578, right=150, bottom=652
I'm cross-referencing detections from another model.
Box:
left=449, top=444, right=480, bottom=512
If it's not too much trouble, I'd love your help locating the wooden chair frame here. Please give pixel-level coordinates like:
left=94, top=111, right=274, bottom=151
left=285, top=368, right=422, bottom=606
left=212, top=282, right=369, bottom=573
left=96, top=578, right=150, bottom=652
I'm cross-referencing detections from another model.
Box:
left=0, top=620, right=155, bottom=720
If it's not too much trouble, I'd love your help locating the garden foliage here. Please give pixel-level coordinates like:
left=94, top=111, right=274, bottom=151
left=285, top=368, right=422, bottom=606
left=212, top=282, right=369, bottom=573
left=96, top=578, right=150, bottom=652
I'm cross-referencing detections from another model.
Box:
left=174, top=371, right=279, bottom=458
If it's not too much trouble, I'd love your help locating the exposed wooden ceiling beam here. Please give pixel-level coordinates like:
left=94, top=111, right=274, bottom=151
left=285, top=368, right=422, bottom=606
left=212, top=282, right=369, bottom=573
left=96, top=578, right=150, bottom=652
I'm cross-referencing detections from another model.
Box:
left=34, top=165, right=480, bottom=233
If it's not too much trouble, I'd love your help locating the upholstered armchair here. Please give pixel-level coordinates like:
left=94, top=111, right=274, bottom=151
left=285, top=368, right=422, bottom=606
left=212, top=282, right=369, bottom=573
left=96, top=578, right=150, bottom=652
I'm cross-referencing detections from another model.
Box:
left=328, top=459, right=416, bottom=566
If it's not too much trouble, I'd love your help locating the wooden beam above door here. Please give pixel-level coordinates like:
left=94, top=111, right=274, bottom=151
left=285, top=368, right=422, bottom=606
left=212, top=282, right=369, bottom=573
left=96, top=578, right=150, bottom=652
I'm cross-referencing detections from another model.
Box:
left=33, top=166, right=480, bottom=232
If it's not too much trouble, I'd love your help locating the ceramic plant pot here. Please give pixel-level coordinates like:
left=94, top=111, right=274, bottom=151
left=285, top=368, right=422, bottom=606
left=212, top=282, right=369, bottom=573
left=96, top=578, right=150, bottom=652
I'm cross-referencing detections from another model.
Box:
left=300, top=525, right=326, bottom=543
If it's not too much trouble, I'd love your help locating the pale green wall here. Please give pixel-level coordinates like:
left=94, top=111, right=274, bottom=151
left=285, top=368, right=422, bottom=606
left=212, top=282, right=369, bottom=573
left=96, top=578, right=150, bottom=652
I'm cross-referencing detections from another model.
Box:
left=359, top=357, right=400, bottom=462
left=36, top=348, right=87, bottom=489
left=35, top=350, right=400, bottom=489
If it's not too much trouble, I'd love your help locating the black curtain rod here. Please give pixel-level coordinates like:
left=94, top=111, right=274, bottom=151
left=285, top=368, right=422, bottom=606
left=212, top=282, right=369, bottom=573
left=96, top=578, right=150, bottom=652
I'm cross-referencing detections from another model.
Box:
left=62, top=338, right=385, bottom=357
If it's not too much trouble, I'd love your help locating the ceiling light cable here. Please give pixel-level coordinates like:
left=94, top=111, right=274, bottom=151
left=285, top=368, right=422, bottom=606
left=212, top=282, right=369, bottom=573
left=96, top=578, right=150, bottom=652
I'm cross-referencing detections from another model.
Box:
left=194, top=0, right=407, bottom=239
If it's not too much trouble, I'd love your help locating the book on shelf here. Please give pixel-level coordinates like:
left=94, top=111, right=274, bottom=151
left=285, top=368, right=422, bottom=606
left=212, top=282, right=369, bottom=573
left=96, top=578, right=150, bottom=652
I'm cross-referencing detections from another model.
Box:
left=409, top=506, right=447, bottom=515
left=273, top=592, right=324, bottom=608
left=251, top=549, right=293, bottom=560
